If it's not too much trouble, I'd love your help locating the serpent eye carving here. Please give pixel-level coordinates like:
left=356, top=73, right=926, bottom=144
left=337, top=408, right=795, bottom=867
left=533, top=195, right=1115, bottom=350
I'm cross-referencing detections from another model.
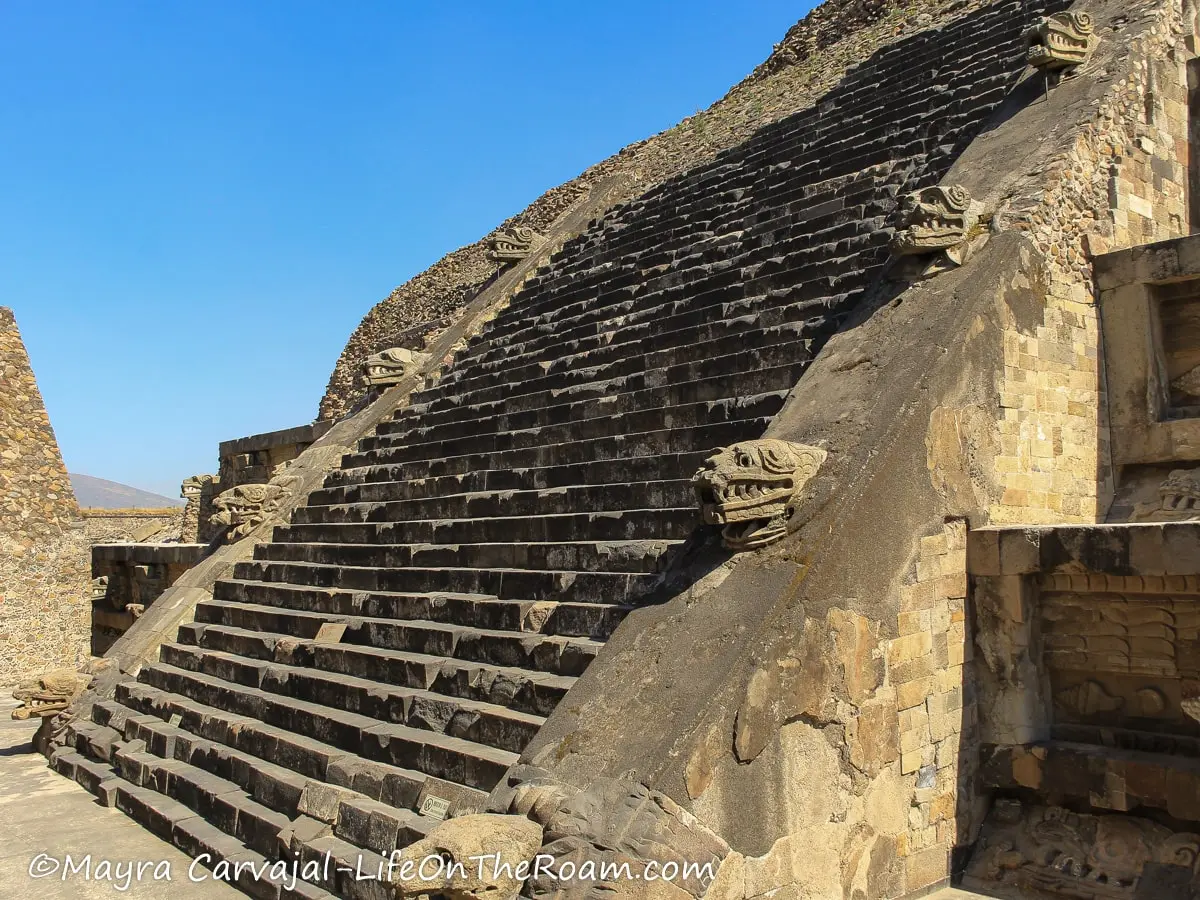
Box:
left=692, top=439, right=826, bottom=551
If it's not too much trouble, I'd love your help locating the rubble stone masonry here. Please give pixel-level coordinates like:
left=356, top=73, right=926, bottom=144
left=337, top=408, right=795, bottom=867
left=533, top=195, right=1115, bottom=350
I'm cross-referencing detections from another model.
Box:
left=0, top=307, right=90, bottom=684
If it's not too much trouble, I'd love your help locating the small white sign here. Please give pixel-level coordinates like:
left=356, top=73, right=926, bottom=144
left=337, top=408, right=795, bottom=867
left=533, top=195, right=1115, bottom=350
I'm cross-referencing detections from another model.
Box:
left=314, top=623, right=348, bottom=644
left=167, top=713, right=183, bottom=727
left=419, top=795, right=451, bottom=820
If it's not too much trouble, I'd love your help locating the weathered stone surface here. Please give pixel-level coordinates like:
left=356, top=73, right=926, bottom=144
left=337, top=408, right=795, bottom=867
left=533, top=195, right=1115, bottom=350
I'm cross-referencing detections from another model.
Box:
left=390, top=813, right=543, bottom=900
left=965, top=799, right=1200, bottom=899
left=11, top=669, right=91, bottom=720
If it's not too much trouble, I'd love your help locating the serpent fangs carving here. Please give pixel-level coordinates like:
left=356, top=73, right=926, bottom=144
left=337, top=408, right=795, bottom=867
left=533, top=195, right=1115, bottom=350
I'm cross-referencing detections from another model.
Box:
left=891, top=185, right=979, bottom=255
left=488, top=225, right=544, bottom=264
left=1025, top=12, right=1096, bottom=72
left=363, top=346, right=430, bottom=387
left=692, top=439, right=826, bottom=550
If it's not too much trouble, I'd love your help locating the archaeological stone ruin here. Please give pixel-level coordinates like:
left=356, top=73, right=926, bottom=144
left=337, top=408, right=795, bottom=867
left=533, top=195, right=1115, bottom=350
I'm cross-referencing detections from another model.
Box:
left=11, top=0, right=1200, bottom=897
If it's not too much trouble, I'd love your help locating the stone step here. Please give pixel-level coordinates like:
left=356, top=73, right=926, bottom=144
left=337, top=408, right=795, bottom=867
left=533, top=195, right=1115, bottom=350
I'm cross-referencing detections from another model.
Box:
left=233, top=558, right=668, bottom=604
left=184, top=604, right=601, bottom=675
left=405, top=325, right=815, bottom=414
left=275, top=508, right=697, bottom=547
left=445, top=257, right=852, bottom=380
left=326, top=451, right=706, bottom=496
left=133, top=663, right=519, bottom=792
left=384, top=359, right=804, bottom=441
left=340, top=417, right=772, bottom=481
left=472, top=176, right=887, bottom=342
left=299, top=477, right=696, bottom=523
left=165, top=632, right=575, bottom=718
left=251, top=538, right=682, bottom=576
left=363, top=389, right=790, bottom=460
left=407, top=301, right=826, bottom=411
left=51, top=746, right=335, bottom=898
left=212, top=579, right=630, bottom=639
left=112, top=678, right=480, bottom=818
left=145, top=654, right=543, bottom=756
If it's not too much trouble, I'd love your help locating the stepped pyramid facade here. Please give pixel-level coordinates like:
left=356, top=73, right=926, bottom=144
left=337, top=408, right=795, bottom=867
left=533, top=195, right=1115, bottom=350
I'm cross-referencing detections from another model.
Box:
left=25, top=0, right=1200, bottom=897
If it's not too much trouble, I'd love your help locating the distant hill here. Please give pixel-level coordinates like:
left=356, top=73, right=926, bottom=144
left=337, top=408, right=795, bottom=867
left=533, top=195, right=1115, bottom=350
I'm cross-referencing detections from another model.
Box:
left=70, top=473, right=184, bottom=509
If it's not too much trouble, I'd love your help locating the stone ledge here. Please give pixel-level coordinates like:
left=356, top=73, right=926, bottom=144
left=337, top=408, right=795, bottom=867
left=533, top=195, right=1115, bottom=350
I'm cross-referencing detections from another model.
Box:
left=217, top=421, right=332, bottom=457
left=968, top=522, right=1200, bottom=578
left=91, top=543, right=209, bottom=565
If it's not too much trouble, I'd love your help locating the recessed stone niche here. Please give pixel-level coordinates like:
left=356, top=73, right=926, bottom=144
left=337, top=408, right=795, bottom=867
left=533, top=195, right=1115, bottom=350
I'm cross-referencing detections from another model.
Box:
left=1156, top=279, right=1200, bottom=417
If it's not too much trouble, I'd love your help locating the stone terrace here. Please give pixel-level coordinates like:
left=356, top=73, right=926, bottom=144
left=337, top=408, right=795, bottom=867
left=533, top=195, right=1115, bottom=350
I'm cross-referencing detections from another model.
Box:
left=51, top=3, right=1067, bottom=896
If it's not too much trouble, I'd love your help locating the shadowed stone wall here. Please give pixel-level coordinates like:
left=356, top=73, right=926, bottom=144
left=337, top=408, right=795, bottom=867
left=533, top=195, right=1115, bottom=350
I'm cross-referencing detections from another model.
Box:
left=0, top=307, right=90, bottom=685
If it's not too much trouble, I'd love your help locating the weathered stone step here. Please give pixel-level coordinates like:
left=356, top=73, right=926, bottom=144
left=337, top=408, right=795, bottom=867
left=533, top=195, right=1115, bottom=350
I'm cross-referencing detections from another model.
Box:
left=252, top=537, right=681, bottom=576
left=135, top=662, right=518, bottom=791
left=184, top=604, right=601, bottom=675
left=397, top=357, right=804, bottom=432
left=450, top=250, right=853, bottom=375
left=341, top=417, right=772, bottom=482
left=213, top=579, right=630, bottom=638
left=57, top=731, right=334, bottom=898
left=233, top=558, right=668, bottom=604
left=405, top=321, right=814, bottom=413
left=473, top=171, right=886, bottom=341
left=364, top=389, right=790, bottom=461
left=146, top=654, right=543, bottom=756
left=326, top=450, right=706, bottom=496
left=166, top=631, right=575, bottom=718
left=273, top=508, right=695, bottom=548
left=301, top=479, right=695, bottom=524
left=412, top=298, right=823, bottom=407
left=112, top=678, right=480, bottom=820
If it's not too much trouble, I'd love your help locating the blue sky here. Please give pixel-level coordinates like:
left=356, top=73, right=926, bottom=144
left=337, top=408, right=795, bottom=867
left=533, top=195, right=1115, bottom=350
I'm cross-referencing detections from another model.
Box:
left=1, top=2, right=813, bottom=499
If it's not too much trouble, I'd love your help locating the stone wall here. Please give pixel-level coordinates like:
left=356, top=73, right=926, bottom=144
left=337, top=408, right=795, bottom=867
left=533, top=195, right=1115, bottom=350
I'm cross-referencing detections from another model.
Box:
left=964, top=523, right=1200, bottom=897
left=0, top=307, right=90, bottom=685
left=975, top=0, right=1196, bottom=526
left=216, top=422, right=330, bottom=492
left=80, top=508, right=183, bottom=545
left=90, top=543, right=208, bottom=656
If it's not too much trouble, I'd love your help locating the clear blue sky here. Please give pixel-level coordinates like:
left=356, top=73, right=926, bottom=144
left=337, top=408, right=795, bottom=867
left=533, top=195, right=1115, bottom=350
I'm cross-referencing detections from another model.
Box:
left=1, top=2, right=813, bottom=499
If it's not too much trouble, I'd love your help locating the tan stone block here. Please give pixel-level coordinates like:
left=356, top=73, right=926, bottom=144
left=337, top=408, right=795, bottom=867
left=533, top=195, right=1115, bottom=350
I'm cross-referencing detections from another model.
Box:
left=968, top=529, right=1001, bottom=576
left=905, top=845, right=951, bottom=894
left=935, top=734, right=961, bottom=769
left=901, top=578, right=941, bottom=612
left=920, top=533, right=948, bottom=556
left=900, top=749, right=923, bottom=775
left=888, top=632, right=933, bottom=666
left=898, top=610, right=928, bottom=636
left=939, top=571, right=968, bottom=599
left=898, top=705, right=929, bottom=733
left=896, top=677, right=934, bottom=710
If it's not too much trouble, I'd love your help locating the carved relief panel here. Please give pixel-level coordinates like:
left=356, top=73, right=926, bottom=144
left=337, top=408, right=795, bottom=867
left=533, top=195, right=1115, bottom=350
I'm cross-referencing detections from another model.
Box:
left=1039, top=584, right=1200, bottom=751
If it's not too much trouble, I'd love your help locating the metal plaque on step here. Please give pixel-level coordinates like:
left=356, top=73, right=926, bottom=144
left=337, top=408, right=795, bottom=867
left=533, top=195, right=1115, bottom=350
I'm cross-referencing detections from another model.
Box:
left=168, top=713, right=182, bottom=727
left=419, top=795, right=451, bottom=820
left=314, top=623, right=348, bottom=643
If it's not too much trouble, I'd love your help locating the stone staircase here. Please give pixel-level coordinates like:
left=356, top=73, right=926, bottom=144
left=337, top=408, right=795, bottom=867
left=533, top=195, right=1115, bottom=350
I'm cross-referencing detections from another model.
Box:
left=50, top=3, right=1065, bottom=897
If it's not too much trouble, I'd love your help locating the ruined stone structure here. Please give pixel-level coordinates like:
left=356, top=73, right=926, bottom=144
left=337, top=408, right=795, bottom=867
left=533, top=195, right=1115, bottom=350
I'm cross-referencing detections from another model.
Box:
left=91, top=543, right=208, bottom=655
left=35, top=0, right=1200, bottom=898
left=218, top=423, right=331, bottom=497
left=0, top=307, right=90, bottom=685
